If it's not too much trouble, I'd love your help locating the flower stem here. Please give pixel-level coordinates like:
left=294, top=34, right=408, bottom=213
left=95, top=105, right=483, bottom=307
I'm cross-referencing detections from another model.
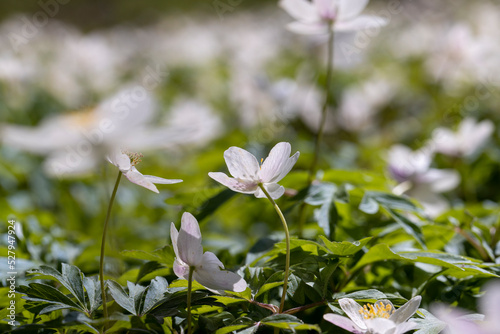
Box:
left=308, top=26, right=334, bottom=184
left=258, top=183, right=290, bottom=313
left=187, top=266, right=195, bottom=334
left=99, top=171, right=122, bottom=323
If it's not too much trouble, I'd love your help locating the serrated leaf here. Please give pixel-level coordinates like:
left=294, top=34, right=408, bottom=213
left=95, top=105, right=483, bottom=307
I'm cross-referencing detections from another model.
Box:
left=142, top=276, right=169, bottom=315
left=319, top=236, right=372, bottom=256
left=20, top=282, right=83, bottom=312
left=255, top=281, right=283, bottom=298
left=108, top=280, right=138, bottom=315
left=28, top=264, right=86, bottom=310
left=83, top=276, right=101, bottom=314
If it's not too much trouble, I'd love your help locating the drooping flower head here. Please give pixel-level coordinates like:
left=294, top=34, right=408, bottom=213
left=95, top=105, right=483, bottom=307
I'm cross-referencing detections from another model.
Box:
left=108, top=149, right=182, bottom=193
left=324, top=296, right=421, bottom=334
left=280, top=0, right=387, bottom=35
left=208, top=142, right=299, bottom=200
left=170, top=212, right=247, bottom=292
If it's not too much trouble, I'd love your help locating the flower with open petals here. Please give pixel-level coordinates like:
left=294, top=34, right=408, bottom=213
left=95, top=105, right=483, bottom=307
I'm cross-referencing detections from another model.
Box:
left=324, top=296, right=421, bottom=334
left=208, top=142, right=299, bottom=200
left=431, top=118, right=494, bottom=158
left=280, top=0, right=387, bottom=35
left=170, top=212, right=247, bottom=292
left=108, top=150, right=182, bottom=193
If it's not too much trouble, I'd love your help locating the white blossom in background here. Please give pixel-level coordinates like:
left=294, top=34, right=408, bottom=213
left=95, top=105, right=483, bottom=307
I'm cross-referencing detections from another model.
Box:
left=338, top=75, right=398, bottom=132
left=431, top=118, right=494, bottom=158
left=387, top=145, right=460, bottom=217
left=280, top=0, right=387, bottom=35
left=324, top=296, right=421, bottom=334
left=107, top=150, right=182, bottom=193
left=433, top=281, right=500, bottom=334
left=171, top=212, right=247, bottom=292
left=1, top=87, right=165, bottom=176
left=209, top=142, right=299, bottom=199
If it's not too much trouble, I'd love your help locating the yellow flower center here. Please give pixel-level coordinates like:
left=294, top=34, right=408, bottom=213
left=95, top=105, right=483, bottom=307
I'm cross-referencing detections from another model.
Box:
left=358, top=301, right=393, bottom=320
left=65, top=108, right=97, bottom=128
left=260, top=158, right=264, bottom=170
left=123, top=150, right=143, bottom=166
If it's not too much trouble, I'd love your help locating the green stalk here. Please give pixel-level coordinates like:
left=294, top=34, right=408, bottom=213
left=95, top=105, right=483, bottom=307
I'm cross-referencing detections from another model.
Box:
left=258, top=183, right=290, bottom=313
left=298, top=26, right=335, bottom=239
left=187, top=266, right=195, bottom=334
left=99, top=171, right=122, bottom=323
left=308, top=25, right=335, bottom=183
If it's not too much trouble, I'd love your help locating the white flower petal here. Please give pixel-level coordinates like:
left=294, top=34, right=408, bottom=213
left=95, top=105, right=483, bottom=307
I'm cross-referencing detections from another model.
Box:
left=200, top=251, right=226, bottom=270
left=389, top=296, right=421, bottom=324
left=364, top=318, right=397, bottom=333
left=123, top=167, right=159, bottom=193
left=480, top=282, right=500, bottom=321
left=335, top=15, right=388, bottom=31
left=260, top=142, right=299, bottom=183
left=418, top=169, right=460, bottom=193
left=323, top=313, right=364, bottom=333
left=44, top=152, right=98, bottom=177
left=143, top=175, right=183, bottom=184
left=208, top=172, right=258, bottom=194
left=173, top=258, right=190, bottom=280
left=194, top=266, right=247, bottom=292
left=170, top=223, right=180, bottom=258
left=223, top=146, right=260, bottom=180
left=107, top=150, right=131, bottom=171
left=177, top=212, right=204, bottom=267
left=337, top=0, right=369, bottom=21
left=339, top=298, right=368, bottom=330
left=393, top=321, right=418, bottom=334
left=279, top=0, right=319, bottom=22
left=254, top=183, right=286, bottom=200
left=287, top=21, right=330, bottom=35
left=313, top=0, right=338, bottom=20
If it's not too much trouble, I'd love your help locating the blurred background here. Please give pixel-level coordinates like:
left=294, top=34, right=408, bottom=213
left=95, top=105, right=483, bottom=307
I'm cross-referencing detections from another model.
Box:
left=0, top=0, right=499, bottom=291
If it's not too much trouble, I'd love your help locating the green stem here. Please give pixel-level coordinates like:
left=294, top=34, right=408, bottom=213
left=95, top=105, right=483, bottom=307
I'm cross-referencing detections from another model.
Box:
left=308, top=25, right=335, bottom=184
left=99, top=171, right=122, bottom=323
left=258, top=184, right=290, bottom=313
left=187, top=266, right=195, bottom=334
left=298, top=26, right=335, bottom=239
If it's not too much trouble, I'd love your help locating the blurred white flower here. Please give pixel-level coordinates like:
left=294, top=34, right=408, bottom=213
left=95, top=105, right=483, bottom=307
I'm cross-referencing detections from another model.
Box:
left=433, top=281, right=500, bottom=334
left=431, top=118, right=494, bottom=158
left=170, top=212, right=247, bottom=292
left=209, top=142, right=299, bottom=199
left=107, top=150, right=182, bottom=193
left=1, top=87, right=162, bottom=176
left=388, top=145, right=460, bottom=217
left=280, top=0, right=386, bottom=35
left=324, top=296, right=421, bottom=334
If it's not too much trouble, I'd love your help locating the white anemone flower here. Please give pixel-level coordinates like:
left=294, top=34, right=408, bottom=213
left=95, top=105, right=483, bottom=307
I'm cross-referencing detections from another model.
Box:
left=107, top=150, right=182, bottom=193
left=170, top=212, right=247, bottom=292
left=324, top=296, right=421, bottom=334
left=208, top=142, right=299, bottom=200
left=431, top=118, right=495, bottom=158
left=433, top=281, right=500, bottom=334
left=387, top=145, right=460, bottom=217
left=279, top=0, right=387, bottom=35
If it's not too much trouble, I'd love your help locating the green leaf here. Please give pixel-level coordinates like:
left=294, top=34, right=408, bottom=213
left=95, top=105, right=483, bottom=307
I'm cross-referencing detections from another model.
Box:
left=121, top=245, right=174, bottom=266
left=261, top=314, right=320, bottom=332
left=108, top=280, right=144, bottom=315
left=387, top=209, right=426, bottom=248
left=352, top=244, right=498, bottom=279
left=83, top=276, right=101, bottom=314
left=28, top=264, right=87, bottom=309
left=319, top=236, right=372, bottom=256
left=142, top=276, right=169, bottom=315
left=304, top=182, right=338, bottom=238
left=19, top=282, right=83, bottom=313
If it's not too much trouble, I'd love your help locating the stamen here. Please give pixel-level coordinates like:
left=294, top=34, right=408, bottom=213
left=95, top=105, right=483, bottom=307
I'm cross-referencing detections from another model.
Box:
left=260, top=158, right=264, bottom=169
left=358, top=301, right=393, bottom=320
left=123, top=150, right=143, bottom=166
